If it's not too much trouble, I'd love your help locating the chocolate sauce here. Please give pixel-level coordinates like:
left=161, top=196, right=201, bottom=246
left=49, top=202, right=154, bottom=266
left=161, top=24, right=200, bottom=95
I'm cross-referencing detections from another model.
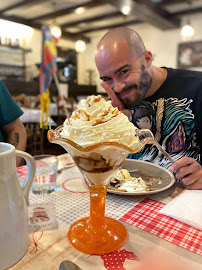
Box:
left=73, top=154, right=121, bottom=173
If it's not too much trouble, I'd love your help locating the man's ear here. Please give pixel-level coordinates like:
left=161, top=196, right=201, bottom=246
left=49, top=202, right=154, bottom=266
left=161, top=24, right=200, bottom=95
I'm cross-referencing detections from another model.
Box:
left=143, top=50, right=153, bottom=67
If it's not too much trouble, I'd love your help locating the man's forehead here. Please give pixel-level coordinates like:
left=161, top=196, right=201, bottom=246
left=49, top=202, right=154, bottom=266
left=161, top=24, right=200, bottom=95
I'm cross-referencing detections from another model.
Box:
left=97, top=38, right=139, bottom=63
left=98, top=37, right=128, bottom=50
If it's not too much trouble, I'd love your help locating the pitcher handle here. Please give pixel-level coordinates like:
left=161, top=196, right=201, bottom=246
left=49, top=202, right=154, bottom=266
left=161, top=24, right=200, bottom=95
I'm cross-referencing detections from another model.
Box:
left=16, top=150, right=36, bottom=206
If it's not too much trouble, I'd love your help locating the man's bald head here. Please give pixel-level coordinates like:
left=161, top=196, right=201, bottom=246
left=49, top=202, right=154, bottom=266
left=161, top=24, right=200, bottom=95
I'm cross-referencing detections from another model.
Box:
left=96, top=27, right=146, bottom=59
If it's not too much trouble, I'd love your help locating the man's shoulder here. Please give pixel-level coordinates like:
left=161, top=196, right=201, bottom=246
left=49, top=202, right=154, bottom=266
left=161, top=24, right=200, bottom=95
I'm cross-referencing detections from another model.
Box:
left=165, top=67, right=202, bottom=80
left=147, top=67, right=202, bottom=102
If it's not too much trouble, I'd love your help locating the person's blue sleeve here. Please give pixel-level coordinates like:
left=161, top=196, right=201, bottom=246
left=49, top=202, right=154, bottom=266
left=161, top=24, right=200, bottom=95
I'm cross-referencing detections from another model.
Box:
left=0, top=81, right=23, bottom=125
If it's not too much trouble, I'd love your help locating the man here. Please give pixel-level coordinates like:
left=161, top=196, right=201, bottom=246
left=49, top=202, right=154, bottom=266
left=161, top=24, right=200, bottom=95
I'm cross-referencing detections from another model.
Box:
left=95, top=27, right=202, bottom=190
left=0, top=81, right=27, bottom=166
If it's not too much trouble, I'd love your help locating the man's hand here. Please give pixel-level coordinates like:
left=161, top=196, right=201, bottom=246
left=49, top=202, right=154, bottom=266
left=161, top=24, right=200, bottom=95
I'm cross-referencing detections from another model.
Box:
left=100, top=81, right=131, bottom=118
left=170, top=157, right=202, bottom=189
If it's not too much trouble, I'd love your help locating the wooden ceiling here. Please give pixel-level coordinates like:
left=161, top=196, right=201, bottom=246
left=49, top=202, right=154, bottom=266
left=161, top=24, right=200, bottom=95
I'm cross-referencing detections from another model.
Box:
left=0, top=0, right=201, bottom=42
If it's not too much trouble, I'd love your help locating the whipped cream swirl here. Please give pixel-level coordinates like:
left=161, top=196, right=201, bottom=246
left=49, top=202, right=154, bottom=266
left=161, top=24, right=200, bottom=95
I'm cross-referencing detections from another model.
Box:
left=60, top=95, right=138, bottom=148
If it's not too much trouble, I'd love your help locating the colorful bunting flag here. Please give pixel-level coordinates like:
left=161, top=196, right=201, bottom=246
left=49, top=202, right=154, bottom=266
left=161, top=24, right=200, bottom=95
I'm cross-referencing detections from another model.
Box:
left=40, top=25, right=58, bottom=128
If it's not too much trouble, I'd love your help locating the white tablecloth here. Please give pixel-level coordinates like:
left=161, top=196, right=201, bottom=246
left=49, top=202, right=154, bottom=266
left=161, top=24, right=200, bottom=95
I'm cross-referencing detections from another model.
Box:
left=20, top=107, right=57, bottom=126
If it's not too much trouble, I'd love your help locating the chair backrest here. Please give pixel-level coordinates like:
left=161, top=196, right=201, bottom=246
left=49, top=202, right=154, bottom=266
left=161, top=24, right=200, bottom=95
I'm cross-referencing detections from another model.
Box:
left=56, top=96, right=74, bottom=124
left=26, top=95, right=41, bottom=109
left=22, top=95, right=43, bottom=155
left=12, top=94, right=29, bottom=108
left=26, top=123, right=44, bottom=156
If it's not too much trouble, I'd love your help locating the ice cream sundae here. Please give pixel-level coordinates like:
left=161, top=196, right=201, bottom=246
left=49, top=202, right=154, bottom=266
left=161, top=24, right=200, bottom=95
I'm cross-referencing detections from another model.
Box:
left=47, top=94, right=154, bottom=255
left=59, top=95, right=148, bottom=185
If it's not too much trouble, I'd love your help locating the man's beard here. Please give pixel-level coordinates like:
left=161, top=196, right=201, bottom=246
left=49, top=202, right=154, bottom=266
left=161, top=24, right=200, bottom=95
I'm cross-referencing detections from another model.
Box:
left=117, top=65, right=152, bottom=109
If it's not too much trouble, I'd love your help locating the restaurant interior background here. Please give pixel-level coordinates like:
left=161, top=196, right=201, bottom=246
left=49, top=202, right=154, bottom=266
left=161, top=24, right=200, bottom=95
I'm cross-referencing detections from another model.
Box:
left=0, top=0, right=202, bottom=156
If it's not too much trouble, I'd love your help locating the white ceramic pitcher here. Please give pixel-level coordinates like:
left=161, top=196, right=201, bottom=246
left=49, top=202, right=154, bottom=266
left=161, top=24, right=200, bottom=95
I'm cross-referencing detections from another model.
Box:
left=0, top=142, right=36, bottom=270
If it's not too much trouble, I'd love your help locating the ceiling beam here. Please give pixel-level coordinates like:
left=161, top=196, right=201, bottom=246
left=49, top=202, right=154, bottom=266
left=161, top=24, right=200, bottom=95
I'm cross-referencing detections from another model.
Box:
left=60, top=30, right=90, bottom=43
left=76, top=19, right=142, bottom=34
left=159, top=0, right=188, bottom=6
left=0, top=14, right=91, bottom=43
left=170, top=6, right=202, bottom=17
left=0, top=0, right=47, bottom=14
left=107, top=0, right=180, bottom=29
left=29, top=0, right=104, bottom=22
left=61, top=11, right=122, bottom=28
left=0, top=14, right=30, bottom=25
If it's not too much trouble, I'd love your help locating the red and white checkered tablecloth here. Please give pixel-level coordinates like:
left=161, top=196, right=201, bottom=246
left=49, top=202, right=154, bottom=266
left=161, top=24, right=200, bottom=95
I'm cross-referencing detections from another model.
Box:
left=120, top=197, right=202, bottom=256
left=17, top=164, right=27, bottom=178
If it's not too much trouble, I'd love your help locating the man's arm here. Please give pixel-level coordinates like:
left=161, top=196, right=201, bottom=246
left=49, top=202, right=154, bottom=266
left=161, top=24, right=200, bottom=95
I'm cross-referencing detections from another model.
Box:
left=2, top=118, right=27, bottom=166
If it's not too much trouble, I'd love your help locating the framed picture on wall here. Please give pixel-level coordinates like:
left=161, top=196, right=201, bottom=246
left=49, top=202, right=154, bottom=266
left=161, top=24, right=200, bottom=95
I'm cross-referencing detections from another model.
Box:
left=177, top=40, right=202, bottom=69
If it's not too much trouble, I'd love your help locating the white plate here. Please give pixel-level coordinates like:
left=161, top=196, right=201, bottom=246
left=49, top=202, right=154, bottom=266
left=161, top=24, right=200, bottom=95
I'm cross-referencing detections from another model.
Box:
left=107, top=159, right=175, bottom=195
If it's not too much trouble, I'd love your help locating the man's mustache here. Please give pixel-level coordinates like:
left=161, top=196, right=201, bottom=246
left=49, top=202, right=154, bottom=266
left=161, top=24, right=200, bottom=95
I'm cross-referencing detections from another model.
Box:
left=116, top=84, right=137, bottom=98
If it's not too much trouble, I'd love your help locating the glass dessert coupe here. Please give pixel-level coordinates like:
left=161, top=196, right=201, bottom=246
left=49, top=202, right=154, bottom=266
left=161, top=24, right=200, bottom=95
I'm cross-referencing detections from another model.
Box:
left=48, top=126, right=153, bottom=255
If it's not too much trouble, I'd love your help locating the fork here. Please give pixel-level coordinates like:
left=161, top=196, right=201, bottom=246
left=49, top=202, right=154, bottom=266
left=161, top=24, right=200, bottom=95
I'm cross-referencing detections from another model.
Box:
left=153, top=140, right=175, bottom=164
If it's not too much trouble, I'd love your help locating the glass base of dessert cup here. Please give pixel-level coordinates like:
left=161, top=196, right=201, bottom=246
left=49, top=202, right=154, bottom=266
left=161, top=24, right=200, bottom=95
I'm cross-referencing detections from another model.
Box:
left=68, top=217, right=127, bottom=255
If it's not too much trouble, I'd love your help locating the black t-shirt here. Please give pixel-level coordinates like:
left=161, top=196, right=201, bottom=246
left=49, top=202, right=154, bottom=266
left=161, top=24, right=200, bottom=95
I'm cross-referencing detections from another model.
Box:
left=130, top=67, right=202, bottom=168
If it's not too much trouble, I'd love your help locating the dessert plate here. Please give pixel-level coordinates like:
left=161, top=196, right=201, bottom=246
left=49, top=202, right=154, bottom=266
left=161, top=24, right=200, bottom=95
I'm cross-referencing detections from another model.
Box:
left=107, top=159, right=175, bottom=195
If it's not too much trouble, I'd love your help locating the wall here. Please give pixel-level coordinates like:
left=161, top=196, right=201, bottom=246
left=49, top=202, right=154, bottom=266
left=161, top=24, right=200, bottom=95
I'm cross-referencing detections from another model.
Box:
left=25, top=14, right=202, bottom=93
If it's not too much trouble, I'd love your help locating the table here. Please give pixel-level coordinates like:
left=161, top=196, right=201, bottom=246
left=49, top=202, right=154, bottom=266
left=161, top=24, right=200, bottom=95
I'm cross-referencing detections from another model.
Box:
left=20, top=107, right=57, bottom=126
left=49, top=102, right=77, bottom=117
left=12, top=154, right=202, bottom=270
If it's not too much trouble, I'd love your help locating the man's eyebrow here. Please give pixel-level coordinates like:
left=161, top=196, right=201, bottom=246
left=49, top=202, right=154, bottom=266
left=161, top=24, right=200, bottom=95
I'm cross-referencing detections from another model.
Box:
left=115, top=64, right=131, bottom=74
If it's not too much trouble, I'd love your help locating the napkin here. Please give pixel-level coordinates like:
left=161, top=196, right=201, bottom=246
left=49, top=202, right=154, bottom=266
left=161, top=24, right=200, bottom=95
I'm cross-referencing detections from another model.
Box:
left=159, top=190, right=202, bottom=231
left=28, top=202, right=58, bottom=232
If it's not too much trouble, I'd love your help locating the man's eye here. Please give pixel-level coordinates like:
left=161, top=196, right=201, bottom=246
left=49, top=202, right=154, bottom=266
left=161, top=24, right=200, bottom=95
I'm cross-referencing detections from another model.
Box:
left=103, top=78, right=110, bottom=82
left=120, top=70, right=128, bottom=75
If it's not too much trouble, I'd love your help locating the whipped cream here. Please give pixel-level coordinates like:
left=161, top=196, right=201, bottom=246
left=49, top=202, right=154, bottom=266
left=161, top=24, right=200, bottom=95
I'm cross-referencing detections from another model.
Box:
left=118, top=178, right=148, bottom=192
left=110, top=169, right=148, bottom=192
left=61, top=95, right=138, bottom=148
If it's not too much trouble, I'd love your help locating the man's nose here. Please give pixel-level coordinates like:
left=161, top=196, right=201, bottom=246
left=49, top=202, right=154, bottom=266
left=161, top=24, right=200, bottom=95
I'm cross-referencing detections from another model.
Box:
left=112, top=81, right=126, bottom=93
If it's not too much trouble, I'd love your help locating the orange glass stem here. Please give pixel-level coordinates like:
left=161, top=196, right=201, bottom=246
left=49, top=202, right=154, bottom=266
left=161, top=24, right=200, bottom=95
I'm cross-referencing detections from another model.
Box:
left=89, top=188, right=107, bottom=227
left=68, top=180, right=127, bottom=254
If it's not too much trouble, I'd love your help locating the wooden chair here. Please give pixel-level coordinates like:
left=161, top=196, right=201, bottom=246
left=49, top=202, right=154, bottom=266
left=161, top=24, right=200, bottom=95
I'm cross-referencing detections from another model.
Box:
left=27, top=95, right=41, bottom=109
left=12, top=94, right=29, bottom=108
left=25, top=95, right=44, bottom=156
left=56, top=96, right=74, bottom=125
left=26, top=124, right=44, bottom=156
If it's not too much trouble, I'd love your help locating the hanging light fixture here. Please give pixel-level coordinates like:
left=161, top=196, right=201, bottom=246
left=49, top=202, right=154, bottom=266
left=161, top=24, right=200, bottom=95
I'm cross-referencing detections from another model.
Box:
left=75, top=7, right=85, bottom=15
left=49, top=1, right=62, bottom=39
left=181, top=1, right=194, bottom=40
left=49, top=22, right=62, bottom=38
left=121, top=5, right=131, bottom=15
left=120, top=0, right=132, bottom=15
left=75, top=40, right=86, bottom=53
left=181, top=19, right=195, bottom=40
